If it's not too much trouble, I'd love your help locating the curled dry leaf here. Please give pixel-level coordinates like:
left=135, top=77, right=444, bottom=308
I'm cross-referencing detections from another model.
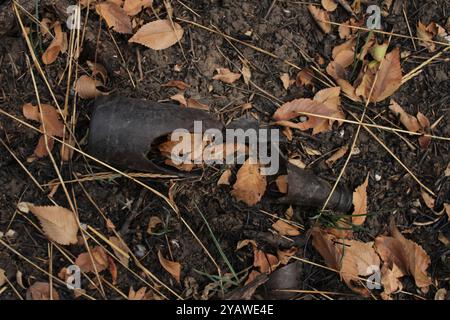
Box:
left=170, top=93, right=187, bottom=106
left=308, top=5, right=331, bottom=33
left=325, top=144, right=348, bottom=167
left=312, top=227, right=380, bottom=296
left=162, top=80, right=190, bottom=90
left=296, top=68, right=314, bottom=87
left=352, top=173, right=369, bottom=226
left=109, top=236, right=130, bottom=267
left=75, top=245, right=110, bottom=273
left=420, top=189, right=435, bottom=210
left=280, top=73, right=291, bottom=90
left=129, top=19, right=184, bottom=50
left=272, top=220, right=300, bottom=237
left=26, top=282, right=60, bottom=300
left=321, top=0, right=337, bottom=11
left=147, top=216, right=163, bottom=234
left=273, top=87, right=345, bottom=135
left=217, top=169, right=232, bottom=185
left=75, top=75, right=108, bottom=99
left=87, top=60, right=108, bottom=84
left=374, top=219, right=432, bottom=294
left=95, top=2, right=132, bottom=34
left=123, top=0, right=153, bottom=16
left=355, top=48, right=402, bottom=103
left=212, top=68, right=241, bottom=84
left=23, top=103, right=64, bottom=158
left=42, top=22, right=66, bottom=65
left=157, top=250, right=181, bottom=283
left=388, top=100, right=421, bottom=132
left=231, top=158, right=267, bottom=206
left=253, top=250, right=279, bottom=274
left=275, top=175, right=288, bottom=193
left=18, top=202, right=78, bottom=245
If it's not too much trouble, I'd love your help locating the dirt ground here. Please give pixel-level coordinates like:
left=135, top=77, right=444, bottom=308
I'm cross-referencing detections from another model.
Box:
left=0, top=0, right=449, bottom=300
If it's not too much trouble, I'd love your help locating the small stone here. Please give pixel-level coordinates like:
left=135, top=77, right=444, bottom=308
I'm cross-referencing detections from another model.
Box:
left=375, top=174, right=382, bottom=181
left=135, top=244, right=146, bottom=258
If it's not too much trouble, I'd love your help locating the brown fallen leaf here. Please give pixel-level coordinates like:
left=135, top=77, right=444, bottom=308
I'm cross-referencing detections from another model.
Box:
left=231, top=158, right=267, bottom=206
left=23, top=103, right=65, bottom=158
left=325, top=144, right=348, bottom=167
left=18, top=202, right=78, bottom=245
left=280, top=73, right=291, bottom=90
left=273, top=87, right=345, bottom=135
left=253, top=249, right=279, bottom=274
left=217, top=169, right=232, bottom=185
left=277, top=247, right=298, bottom=265
left=312, top=227, right=380, bottom=296
left=326, top=216, right=353, bottom=239
left=75, top=75, right=108, bottom=99
left=296, top=68, right=314, bottom=87
left=96, top=2, right=132, bottom=34
left=374, top=219, right=432, bottom=293
left=87, top=60, right=108, bottom=84
left=147, top=216, right=163, bottom=234
left=75, top=245, right=110, bottom=273
left=129, top=19, right=184, bottom=50
left=338, top=17, right=363, bottom=40
left=0, top=268, right=6, bottom=287
left=123, top=0, right=153, bottom=16
left=26, top=282, right=60, bottom=300
left=308, top=4, right=331, bottom=33
left=241, top=64, right=251, bottom=85
left=275, top=175, right=288, bottom=193
left=42, top=22, right=66, bottom=65
left=388, top=100, right=421, bottom=132
left=355, top=48, right=402, bottom=103
left=272, top=219, right=300, bottom=237
left=109, top=236, right=130, bottom=267
left=186, top=98, right=209, bottom=111
left=444, top=204, right=450, bottom=220
left=417, top=21, right=437, bottom=52
left=162, top=80, right=190, bottom=90
left=420, top=189, right=435, bottom=210
left=170, top=93, right=187, bottom=106
left=236, top=239, right=258, bottom=251
left=321, top=0, right=337, bottom=11
left=352, top=173, right=369, bottom=226
left=157, top=250, right=181, bottom=283
left=212, top=68, right=241, bottom=84
left=380, top=263, right=404, bottom=299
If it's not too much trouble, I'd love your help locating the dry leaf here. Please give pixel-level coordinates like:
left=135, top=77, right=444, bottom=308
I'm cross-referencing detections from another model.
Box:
left=157, top=250, right=181, bottom=283
left=356, top=48, right=402, bottom=103
left=123, top=0, right=153, bottom=16
left=417, top=21, right=436, bottom=52
left=277, top=247, right=298, bottom=265
left=232, top=158, right=267, bottom=206
left=187, top=98, right=209, bottom=111
left=275, top=175, right=288, bottom=193
left=272, top=220, right=300, bottom=236
left=42, top=22, right=66, bottom=65
left=273, top=87, right=344, bottom=135
left=0, top=268, right=5, bottom=287
left=325, top=144, right=348, bottom=167
left=444, top=204, right=450, bottom=220
left=352, top=174, right=369, bottom=226
left=308, top=5, right=331, bottom=33
left=128, top=287, right=150, bottom=300
left=75, top=245, right=110, bottom=273
left=380, top=263, right=404, bottom=299
left=129, top=20, right=184, bottom=50
left=87, top=60, right=108, bottom=84
left=95, top=2, right=132, bottom=34
left=170, top=93, right=187, bottom=106
left=109, top=236, right=130, bottom=267
left=18, top=202, right=78, bottom=245
left=312, top=227, right=380, bottom=296
left=253, top=250, right=279, bottom=274
left=217, top=169, right=232, bottom=185
left=420, top=189, right=435, bottom=210
left=75, top=75, right=108, bottom=99
left=321, top=0, right=337, bottom=11
left=236, top=239, right=257, bottom=251
left=389, top=100, right=421, bottom=132
left=26, top=282, right=60, bottom=300
left=241, top=64, right=251, bottom=85
left=147, top=216, right=163, bottom=234
left=162, top=80, right=190, bottom=90
left=212, top=68, right=241, bottom=84
left=296, top=68, right=314, bottom=87
left=374, top=219, right=432, bottom=293
left=280, top=73, right=291, bottom=90
left=326, top=216, right=353, bottom=239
